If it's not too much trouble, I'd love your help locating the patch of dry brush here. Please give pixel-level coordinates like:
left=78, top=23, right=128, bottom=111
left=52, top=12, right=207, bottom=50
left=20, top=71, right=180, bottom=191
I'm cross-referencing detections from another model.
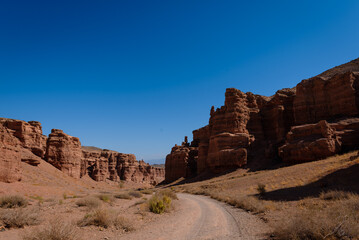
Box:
left=273, top=192, right=359, bottom=240
left=78, top=208, right=135, bottom=232
left=23, top=219, right=80, bottom=240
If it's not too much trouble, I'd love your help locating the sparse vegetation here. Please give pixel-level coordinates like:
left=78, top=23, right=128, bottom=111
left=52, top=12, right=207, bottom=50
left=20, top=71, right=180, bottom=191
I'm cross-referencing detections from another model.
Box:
left=78, top=208, right=134, bottom=231
left=157, top=189, right=178, bottom=200
left=78, top=208, right=113, bottom=228
left=256, top=183, right=266, bottom=197
left=96, top=194, right=114, bottom=203
left=129, top=191, right=143, bottom=198
left=23, top=219, right=80, bottom=240
left=148, top=189, right=176, bottom=214
left=273, top=195, right=359, bottom=239
left=114, top=193, right=133, bottom=200
left=76, top=197, right=102, bottom=209
left=113, top=215, right=135, bottom=232
left=29, top=195, right=44, bottom=204
left=140, top=189, right=153, bottom=195
left=0, top=208, right=40, bottom=228
left=319, top=190, right=356, bottom=201
left=0, top=195, right=28, bottom=208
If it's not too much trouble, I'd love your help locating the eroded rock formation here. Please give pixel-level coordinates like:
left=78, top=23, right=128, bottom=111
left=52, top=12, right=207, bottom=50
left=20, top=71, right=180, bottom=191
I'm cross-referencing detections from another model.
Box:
left=0, top=123, right=21, bottom=183
left=165, top=58, right=359, bottom=182
left=0, top=118, right=164, bottom=184
left=45, top=129, right=83, bottom=179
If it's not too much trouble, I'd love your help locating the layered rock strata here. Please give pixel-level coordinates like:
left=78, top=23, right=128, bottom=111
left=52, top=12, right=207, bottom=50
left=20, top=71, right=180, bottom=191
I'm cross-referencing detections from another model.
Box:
left=0, top=118, right=164, bottom=184
left=165, top=58, right=359, bottom=182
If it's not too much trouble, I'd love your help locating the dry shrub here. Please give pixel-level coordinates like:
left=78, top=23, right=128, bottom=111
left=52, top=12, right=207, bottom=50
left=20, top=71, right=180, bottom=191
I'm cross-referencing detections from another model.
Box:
left=76, top=197, right=102, bottom=209
left=224, top=195, right=266, bottom=213
left=113, top=215, right=135, bottom=232
left=320, top=190, right=357, bottom=201
left=140, top=189, right=153, bottom=195
left=273, top=195, right=359, bottom=239
left=78, top=208, right=112, bottom=228
left=78, top=208, right=134, bottom=231
left=148, top=195, right=172, bottom=214
left=23, top=218, right=80, bottom=240
left=0, top=208, right=40, bottom=228
left=256, top=183, right=266, bottom=197
left=96, top=194, right=114, bottom=203
left=129, top=191, right=143, bottom=198
left=157, top=189, right=178, bottom=200
left=115, top=193, right=133, bottom=200
left=0, top=195, right=28, bottom=208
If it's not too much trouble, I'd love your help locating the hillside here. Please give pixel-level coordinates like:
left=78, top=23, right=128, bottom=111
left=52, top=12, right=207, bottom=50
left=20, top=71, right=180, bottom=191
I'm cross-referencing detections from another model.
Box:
left=172, top=151, right=359, bottom=239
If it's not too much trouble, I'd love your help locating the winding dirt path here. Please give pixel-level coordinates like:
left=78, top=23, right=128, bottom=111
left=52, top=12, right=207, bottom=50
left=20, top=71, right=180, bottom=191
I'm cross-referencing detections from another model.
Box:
left=121, top=193, right=269, bottom=240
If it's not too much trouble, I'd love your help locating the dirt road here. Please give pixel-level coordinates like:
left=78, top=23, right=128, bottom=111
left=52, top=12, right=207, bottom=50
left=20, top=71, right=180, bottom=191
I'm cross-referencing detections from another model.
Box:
left=122, top=193, right=269, bottom=240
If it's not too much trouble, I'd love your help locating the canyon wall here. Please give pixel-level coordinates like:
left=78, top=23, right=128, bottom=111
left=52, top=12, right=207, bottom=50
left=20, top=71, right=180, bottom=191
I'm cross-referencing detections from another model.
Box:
left=0, top=118, right=164, bottom=184
left=165, top=58, right=359, bottom=182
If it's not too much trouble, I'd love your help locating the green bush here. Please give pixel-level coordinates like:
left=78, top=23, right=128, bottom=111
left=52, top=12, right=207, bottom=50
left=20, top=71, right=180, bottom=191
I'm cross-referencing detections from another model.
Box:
left=0, top=195, right=28, bottom=208
left=148, top=194, right=172, bottom=214
left=149, top=196, right=166, bottom=214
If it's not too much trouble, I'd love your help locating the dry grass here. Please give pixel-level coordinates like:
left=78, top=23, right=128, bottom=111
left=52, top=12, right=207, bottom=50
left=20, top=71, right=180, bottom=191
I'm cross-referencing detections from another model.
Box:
left=0, top=195, right=28, bottom=208
left=23, top=218, right=80, bottom=240
left=273, top=195, right=359, bottom=239
left=78, top=208, right=113, bottom=228
left=76, top=197, right=102, bottom=209
left=140, top=189, right=154, bottom=195
left=78, top=208, right=135, bottom=231
left=113, top=215, right=135, bottom=232
left=157, top=189, right=178, bottom=200
left=0, top=208, right=40, bottom=228
left=319, top=190, right=357, bottom=201
left=96, top=194, right=114, bottom=203
left=128, top=191, right=143, bottom=198
left=114, top=193, right=133, bottom=200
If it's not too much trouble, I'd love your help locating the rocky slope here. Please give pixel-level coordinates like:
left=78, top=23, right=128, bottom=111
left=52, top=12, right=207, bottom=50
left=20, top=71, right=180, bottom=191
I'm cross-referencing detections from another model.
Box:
left=0, top=118, right=164, bottom=184
left=165, top=58, right=359, bottom=182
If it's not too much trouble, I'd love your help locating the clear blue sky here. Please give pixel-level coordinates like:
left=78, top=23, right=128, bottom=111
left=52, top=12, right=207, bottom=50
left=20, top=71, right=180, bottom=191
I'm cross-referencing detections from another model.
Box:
left=1, top=1, right=359, bottom=164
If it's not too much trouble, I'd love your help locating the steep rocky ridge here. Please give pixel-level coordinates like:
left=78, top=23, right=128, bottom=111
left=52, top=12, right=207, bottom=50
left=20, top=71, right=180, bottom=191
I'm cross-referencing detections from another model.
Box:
left=0, top=118, right=164, bottom=184
left=165, top=58, right=359, bottom=182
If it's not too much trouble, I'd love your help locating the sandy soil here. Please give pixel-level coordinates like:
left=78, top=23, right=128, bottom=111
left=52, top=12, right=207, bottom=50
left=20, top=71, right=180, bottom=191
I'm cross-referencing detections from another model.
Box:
left=122, top=193, right=269, bottom=240
left=0, top=193, right=269, bottom=240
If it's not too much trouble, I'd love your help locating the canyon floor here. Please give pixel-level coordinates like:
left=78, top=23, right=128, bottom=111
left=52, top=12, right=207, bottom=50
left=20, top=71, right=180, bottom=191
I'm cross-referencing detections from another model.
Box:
left=1, top=151, right=359, bottom=239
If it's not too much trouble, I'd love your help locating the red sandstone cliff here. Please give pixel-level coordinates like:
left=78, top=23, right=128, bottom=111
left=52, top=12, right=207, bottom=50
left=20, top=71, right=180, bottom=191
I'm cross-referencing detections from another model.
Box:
left=165, top=58, right=359, bottom=182
left=0, top=119, right=164, bottom=184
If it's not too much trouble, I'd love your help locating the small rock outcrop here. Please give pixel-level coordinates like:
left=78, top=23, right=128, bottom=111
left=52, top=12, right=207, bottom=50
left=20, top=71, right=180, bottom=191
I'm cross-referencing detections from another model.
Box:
left=165, top=137, right=197, bottom=182
left=45, top=129, right=83, bottom=179
left=165, top=58, right=359, bottom=182
left=0, top=124, right=21, bottom=183
left=278, top=120, right=341, bottom=163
